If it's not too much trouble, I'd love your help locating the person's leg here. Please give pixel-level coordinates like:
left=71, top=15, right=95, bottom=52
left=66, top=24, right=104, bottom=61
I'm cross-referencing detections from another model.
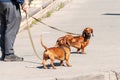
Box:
left=0, top=2, right=23, bottom=61
left=5, top=2, right=21, bottom=55
left=4, top=2, right=23, bottom=61
left=0, top=2, right=7, bottom=60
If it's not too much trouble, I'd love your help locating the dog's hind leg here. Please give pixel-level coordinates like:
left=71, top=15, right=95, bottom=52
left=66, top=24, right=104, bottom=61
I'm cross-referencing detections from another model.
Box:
left=42, top=59, right=48, bottom=69
left=65, top=56, right=72, bottom=67
left=50, top=59, right=56, bottom=69
left=66, top=60, right=71, bottom=67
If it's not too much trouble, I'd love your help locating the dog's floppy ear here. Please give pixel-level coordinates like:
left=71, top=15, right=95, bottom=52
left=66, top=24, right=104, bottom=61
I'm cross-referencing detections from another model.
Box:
left=82, top=30, right=86, bottom=37
left=90, top=28, right=94, bottom=37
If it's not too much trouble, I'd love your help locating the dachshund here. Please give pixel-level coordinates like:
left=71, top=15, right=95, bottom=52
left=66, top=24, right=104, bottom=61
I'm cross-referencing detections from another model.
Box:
left=69, top=27, right=94, bottom=54
left=40, top=36, right=71, bottom=69
left=56, top=27, right=94, bottom=54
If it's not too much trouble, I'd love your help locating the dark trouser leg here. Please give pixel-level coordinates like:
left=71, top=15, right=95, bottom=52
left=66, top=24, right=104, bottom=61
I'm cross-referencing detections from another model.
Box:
left=0, top=2, right=7, bottom=59
left=0, top=2, right=22, bottom=61
left=5, top=2, right=21, bottom=55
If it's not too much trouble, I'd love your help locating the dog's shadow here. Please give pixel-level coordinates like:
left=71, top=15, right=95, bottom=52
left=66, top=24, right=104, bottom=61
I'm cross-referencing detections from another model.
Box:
left=37, top=62, right=65, bottom=69
left=24, top=61, right=63, bottom=69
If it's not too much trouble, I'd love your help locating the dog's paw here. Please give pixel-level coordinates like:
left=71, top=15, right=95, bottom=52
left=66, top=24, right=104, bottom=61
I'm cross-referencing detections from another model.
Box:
left=43, top=66, right=48, bottom=69
left=67, top=64, right=72, bottom=67
left=82, top=52, right=87, bottom=54
left=52, top=67, right=56, bottom=69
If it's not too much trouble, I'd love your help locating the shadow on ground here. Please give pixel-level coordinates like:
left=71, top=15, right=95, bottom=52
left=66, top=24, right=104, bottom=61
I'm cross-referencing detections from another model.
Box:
left=71, top=51, right=86, bottom=54
left=37, top=62, right=65, bottom=69
left=103, top=13, right=120, bottom=16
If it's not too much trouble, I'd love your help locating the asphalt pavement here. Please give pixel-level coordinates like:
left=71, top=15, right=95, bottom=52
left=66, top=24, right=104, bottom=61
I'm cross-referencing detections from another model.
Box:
left=0, top=0, right=120, bottom=80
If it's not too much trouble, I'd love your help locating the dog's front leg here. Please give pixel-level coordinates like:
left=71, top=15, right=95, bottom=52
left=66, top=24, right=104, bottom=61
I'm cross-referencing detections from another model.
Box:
left=77, top=48, right=81, bottom=54
left=59, top=60, right=64, bottom=66
left=81, top=47, right=86, bottom=54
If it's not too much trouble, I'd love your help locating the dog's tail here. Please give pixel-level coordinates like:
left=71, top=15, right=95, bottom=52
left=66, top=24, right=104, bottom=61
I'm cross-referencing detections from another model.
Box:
left=40, top=35, right=47, bottom=50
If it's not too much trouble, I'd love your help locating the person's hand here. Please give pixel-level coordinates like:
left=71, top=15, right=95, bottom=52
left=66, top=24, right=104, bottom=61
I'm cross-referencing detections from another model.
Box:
left=21, top=4, right=29, bottom=13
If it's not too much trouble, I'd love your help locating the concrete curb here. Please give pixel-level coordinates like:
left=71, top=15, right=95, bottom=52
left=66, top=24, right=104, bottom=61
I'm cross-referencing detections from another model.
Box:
left=19, top=0, right=71, bottom=32
left=54, top=71, right=119, bottom=80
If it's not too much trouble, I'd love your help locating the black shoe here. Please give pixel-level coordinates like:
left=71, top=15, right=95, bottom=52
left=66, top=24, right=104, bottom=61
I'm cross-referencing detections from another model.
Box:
left=0, top=58, right=4, bottom=61
left=4, top=54, right=24, bottom=61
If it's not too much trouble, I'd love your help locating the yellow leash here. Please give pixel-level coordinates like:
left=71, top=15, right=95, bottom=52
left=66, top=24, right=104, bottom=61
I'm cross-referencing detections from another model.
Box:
left=25, top=12, right=42, bottom=61
left=32, top=17, right=80, bottom=35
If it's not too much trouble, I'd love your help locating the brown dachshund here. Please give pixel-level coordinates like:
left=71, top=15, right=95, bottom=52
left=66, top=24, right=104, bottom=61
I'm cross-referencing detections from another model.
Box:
left=56, top=27, right=94, bottom=54
left=40, top=36, right=71, bottom=69
left=69, top=27, right=94, bottom=54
